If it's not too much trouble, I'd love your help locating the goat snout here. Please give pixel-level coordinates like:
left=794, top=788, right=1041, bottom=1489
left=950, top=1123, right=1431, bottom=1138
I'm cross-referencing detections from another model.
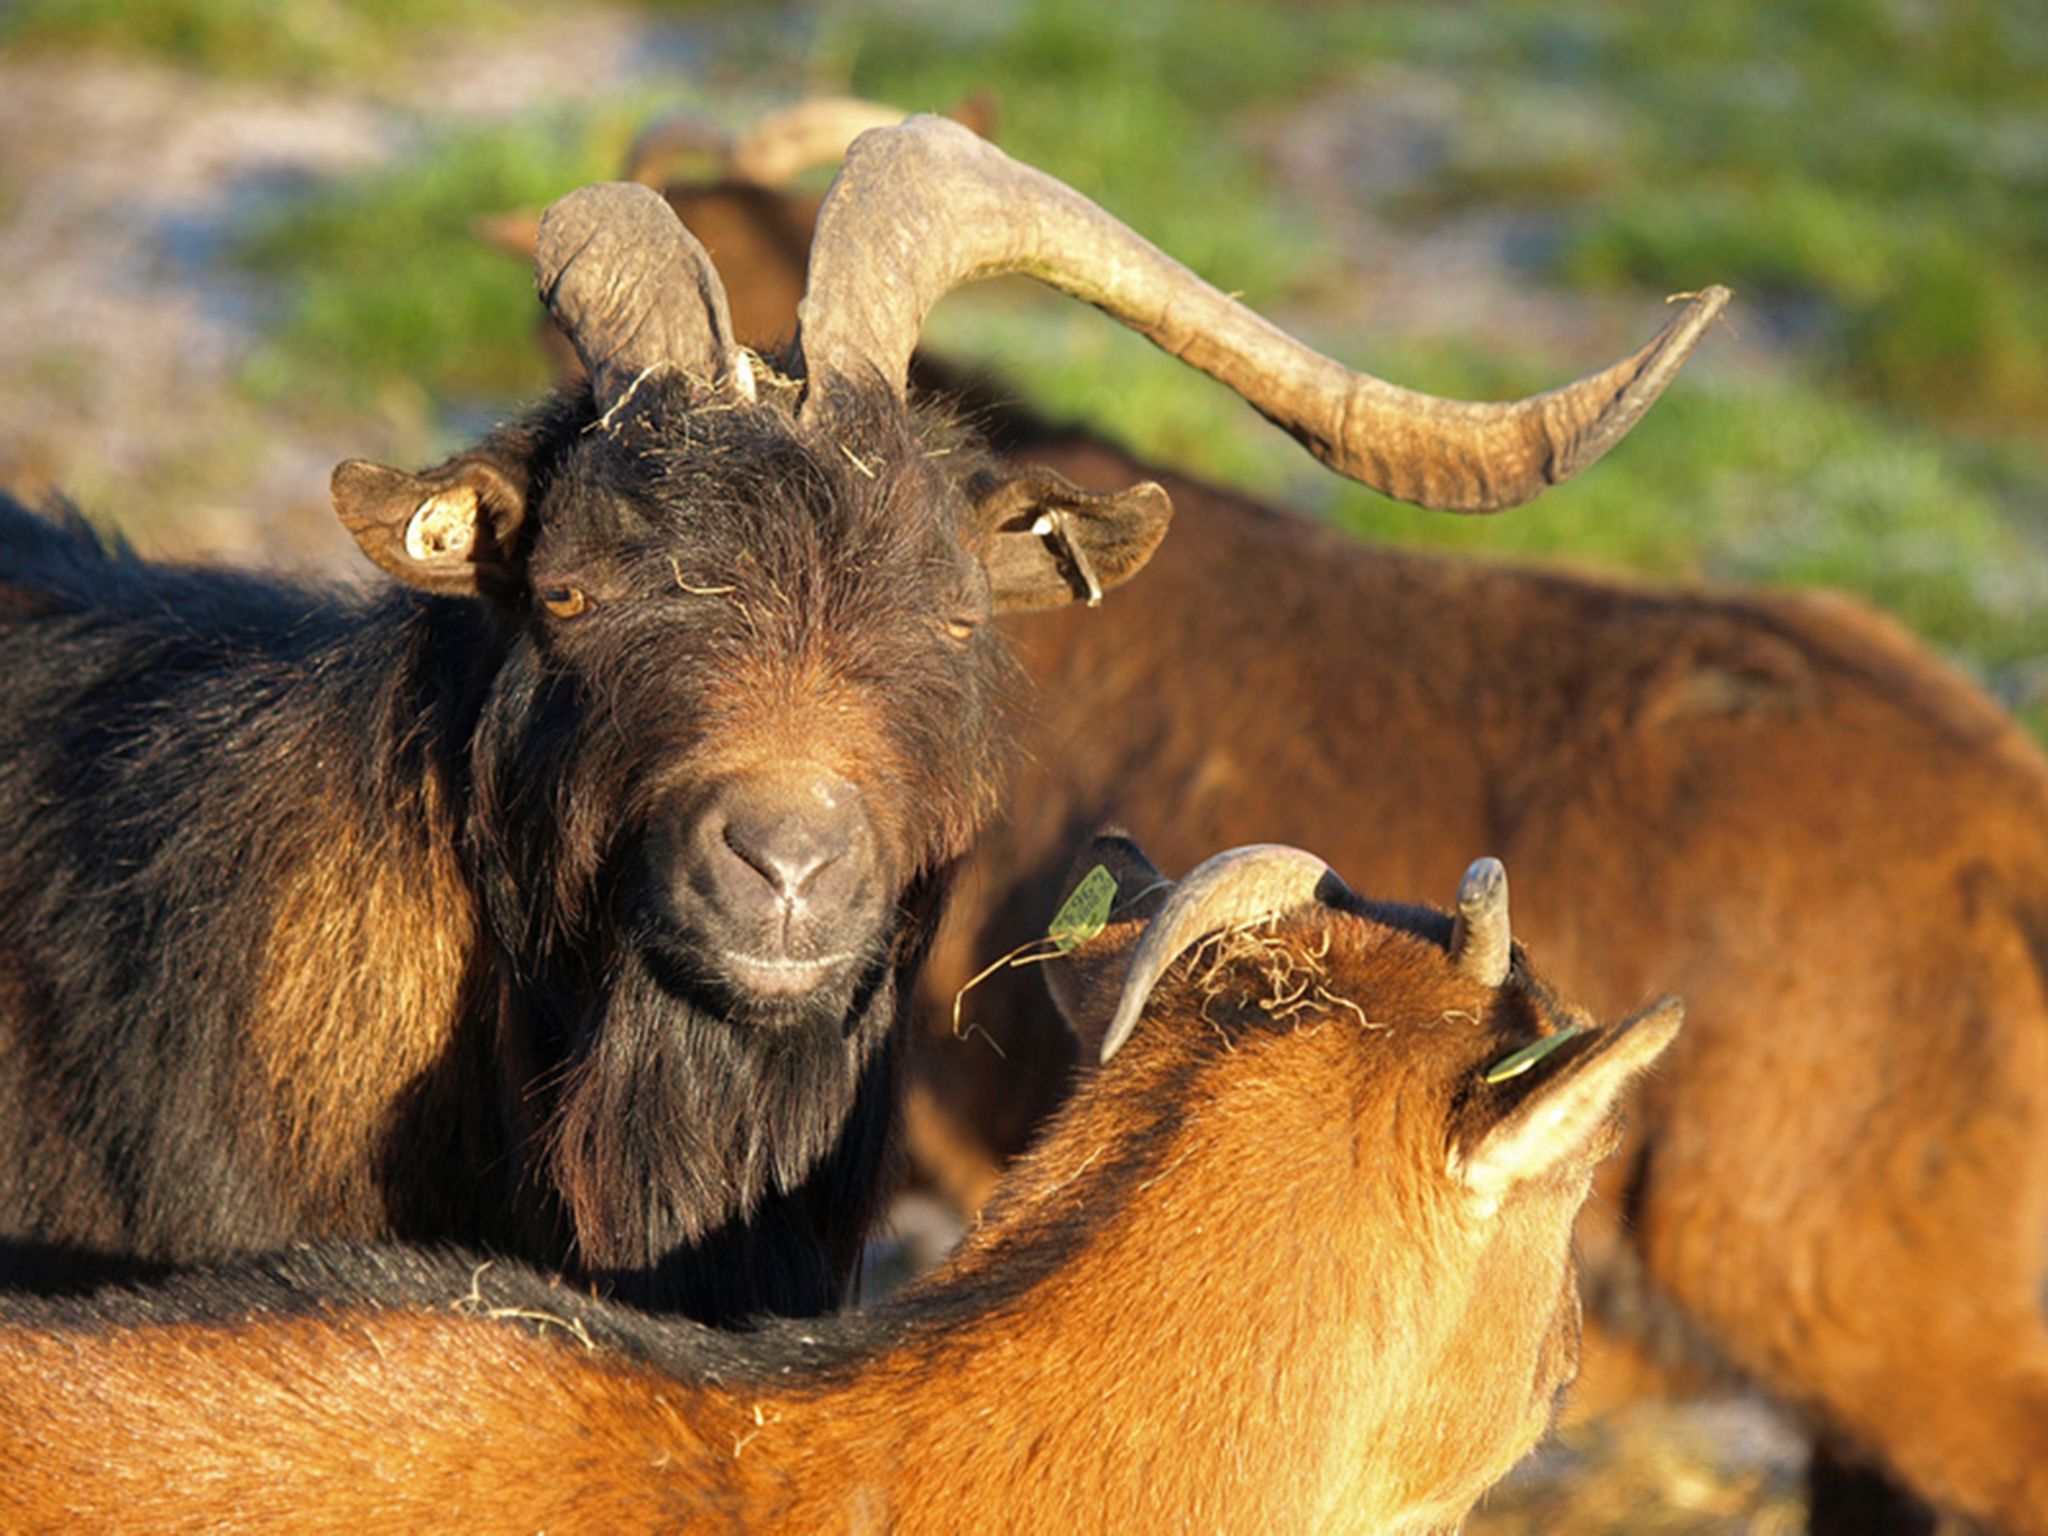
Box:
left=679, top=768, right=880, bottom=995
left=719, top=792, right=858, bottom=906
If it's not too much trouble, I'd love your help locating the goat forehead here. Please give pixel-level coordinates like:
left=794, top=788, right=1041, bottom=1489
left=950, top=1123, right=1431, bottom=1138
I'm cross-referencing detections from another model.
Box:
left=1320, top=915, right=1579, bottom=1028
left=1154, top=927, right=1470, bottom=1102
left=1186, top=916, right=1577, bottom=1096
left=1272, top=916, right=1484, bottom=1020
left=537, top=458, right=974, bottom=603
left=519, top=481, right=1009, bottom=809
left=558, top=390, right=967, bottom=531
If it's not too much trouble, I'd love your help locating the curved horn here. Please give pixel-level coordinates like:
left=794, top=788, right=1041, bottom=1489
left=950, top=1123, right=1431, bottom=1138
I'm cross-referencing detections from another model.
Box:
left=535, top=183, right=754, bottom=408
left=795, top=116, right=1726, bottom=511
left=1099, top=844, right=1344, bottom=1065
left=1448, top=857, right=1512, bottom=988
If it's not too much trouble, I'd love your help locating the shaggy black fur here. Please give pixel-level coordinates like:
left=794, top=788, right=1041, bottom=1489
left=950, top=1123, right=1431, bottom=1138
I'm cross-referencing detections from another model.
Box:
left=0, top=374, right=1018, bottom=1323
left=0, top=869, right=1599, bottom=1368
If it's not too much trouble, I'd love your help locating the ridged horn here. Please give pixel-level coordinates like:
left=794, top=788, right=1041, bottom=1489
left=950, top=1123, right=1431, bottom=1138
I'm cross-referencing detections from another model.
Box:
left=1099, top=844, right=1344, bottom=1064
left=535, top=182, right=755, bottom=409
left=1448, top=857, right=1512, bottom=988
left=794, top=115, right=1726, bottom=511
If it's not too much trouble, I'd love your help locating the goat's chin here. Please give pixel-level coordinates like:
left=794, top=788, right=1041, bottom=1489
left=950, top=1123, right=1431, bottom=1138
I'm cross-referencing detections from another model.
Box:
left=632, top=916, right=885, bottom=1032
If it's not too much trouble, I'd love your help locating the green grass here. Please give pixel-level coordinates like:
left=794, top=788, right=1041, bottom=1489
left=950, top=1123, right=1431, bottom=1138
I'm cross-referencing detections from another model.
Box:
left=0, top=0, right=523, bottom=83
left=1355, top=0, right=2048, bottom=431
left=227, top=0, right=2048, bottom=433
left=238, top=100, right=677, bottom=415
left=841, top=0, right=2048, bottom=433
left=33, top=0, right=2048, bottom=431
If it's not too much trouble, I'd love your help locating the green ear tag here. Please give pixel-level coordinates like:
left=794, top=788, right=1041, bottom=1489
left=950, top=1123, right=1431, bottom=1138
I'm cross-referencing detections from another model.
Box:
left=1482, top=1025, right=1586, bottom=1084
left=1048, top=865, right=1119, bottom=954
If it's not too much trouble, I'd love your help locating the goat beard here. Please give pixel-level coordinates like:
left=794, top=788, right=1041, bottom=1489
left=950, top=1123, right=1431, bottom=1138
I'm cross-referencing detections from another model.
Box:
left=540, top=944, right=898, bottom=1285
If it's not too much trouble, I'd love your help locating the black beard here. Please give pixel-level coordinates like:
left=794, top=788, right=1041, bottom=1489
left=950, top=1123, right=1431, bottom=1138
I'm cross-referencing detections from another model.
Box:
left=540, top=941, right=900, bottom=1323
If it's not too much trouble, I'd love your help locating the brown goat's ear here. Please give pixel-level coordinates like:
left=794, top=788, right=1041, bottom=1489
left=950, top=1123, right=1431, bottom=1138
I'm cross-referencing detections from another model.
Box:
left=945, top=88, right=1000, bottom=143
left=969, top=467, right=1174, bottom=613
left=1045, top=832, right=1173, bottom=1063
left=1453, top=997, right=1684, bottom=1211
left=473, top=210, right=543, bottom=261
left=331, top=457, right=530, bottom=599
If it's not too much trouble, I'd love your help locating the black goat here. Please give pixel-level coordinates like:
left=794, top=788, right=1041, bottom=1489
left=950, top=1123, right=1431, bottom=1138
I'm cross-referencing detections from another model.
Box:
left=0, top=118, right=1712, bottom=1323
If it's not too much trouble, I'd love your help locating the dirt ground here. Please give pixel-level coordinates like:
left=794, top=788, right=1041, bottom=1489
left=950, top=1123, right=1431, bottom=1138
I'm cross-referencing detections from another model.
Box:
left=0, top=22, right=1835, bottom=1533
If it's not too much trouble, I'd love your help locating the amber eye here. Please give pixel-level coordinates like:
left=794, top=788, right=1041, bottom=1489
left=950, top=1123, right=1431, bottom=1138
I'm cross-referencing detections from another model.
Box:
left=943, top=615, right=980, bottom=643
left=540, top=586, right=588, bottom=619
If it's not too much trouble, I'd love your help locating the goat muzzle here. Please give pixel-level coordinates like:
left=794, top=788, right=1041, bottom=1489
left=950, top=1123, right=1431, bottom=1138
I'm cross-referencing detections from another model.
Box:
left=648, top=766, right=886, bottom=1009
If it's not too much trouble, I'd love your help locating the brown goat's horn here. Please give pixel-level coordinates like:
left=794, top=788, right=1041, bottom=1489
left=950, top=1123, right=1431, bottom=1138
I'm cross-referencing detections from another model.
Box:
left=535, top=183, right=755, bottom=409
left=795, top=116, right=1726, bottom=510
left=727, top=97, right=920, bottom=188
left=1448, top=857, right=1512, bottom=988
left=623, top=111, right=736, bottom=187
left=1099, top=844, right=1345, bottom=1064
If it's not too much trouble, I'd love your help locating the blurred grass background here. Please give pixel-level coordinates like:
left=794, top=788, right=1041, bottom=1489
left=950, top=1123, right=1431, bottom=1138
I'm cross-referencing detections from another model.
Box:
left=0, top=3, right=2032, bottom=1525
left=4, top=0, right=2045, bottom=729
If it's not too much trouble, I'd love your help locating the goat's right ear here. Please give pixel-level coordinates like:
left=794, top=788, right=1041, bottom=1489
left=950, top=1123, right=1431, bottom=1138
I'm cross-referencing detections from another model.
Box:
left=331, top=456, right=530, bottom=600
left=969, top=467, right=1174, bottom=614
left=1045, top=832, right=1174, bottom=1064
left=1451, top=998, right=1684, bottom=1211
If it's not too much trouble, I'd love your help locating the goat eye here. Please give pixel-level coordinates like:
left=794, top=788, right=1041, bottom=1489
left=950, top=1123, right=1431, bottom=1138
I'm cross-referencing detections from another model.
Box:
left=943, top=615, right=980, bottom=643
left=540, top=586, right=588, bottom=619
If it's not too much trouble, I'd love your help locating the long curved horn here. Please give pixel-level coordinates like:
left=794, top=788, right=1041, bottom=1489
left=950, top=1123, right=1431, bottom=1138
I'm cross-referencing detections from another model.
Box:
left=1448, top=857, right=1512, bottom=988
left=795, top=116, right=1727, bottom=511
left=1099, top=844, right=1345, bottom=1064
left=535, top=183, right=754, bottom=408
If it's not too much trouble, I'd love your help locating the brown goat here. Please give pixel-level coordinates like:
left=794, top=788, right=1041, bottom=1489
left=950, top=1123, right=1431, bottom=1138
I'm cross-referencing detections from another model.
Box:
left=0, top=839, right=1679, bottom=1536
left=499, top=100, right=2048, bottom=1533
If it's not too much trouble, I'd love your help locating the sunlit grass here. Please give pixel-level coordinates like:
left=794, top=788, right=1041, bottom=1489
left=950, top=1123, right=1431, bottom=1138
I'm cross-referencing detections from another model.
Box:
left=238, top=101, right=681, bottom=412
left=1372, top=0, right=2048, bottom=429
left=0, top=0, right=521, bottom=82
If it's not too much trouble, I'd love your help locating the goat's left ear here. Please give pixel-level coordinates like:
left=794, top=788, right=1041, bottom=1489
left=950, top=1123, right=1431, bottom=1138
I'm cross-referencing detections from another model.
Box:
left=330, top=455, right=530, bottom=600
left=1453, top=998, right=1683, bottom=1207
left=969, top=466, right=1174, bottom=613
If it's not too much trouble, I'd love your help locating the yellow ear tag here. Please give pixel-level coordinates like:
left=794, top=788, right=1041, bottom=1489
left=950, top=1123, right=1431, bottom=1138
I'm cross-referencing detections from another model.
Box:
left=1482, top=1025, right=1586, bottom=1085
left=1048, top=865, right=1119, bottom=954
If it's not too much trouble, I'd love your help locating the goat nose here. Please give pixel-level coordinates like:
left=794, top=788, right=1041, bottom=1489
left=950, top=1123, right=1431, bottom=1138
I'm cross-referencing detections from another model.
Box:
left=723, top=806, right=847, bottom=900
left=701, top=770, right=872, bottom=913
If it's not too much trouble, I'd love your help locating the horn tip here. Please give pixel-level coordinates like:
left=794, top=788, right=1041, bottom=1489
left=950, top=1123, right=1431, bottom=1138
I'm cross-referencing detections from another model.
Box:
left=1099, top=1000, right=1142, bottom=1065
left=1457, top=856, right=1508, bottom=916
